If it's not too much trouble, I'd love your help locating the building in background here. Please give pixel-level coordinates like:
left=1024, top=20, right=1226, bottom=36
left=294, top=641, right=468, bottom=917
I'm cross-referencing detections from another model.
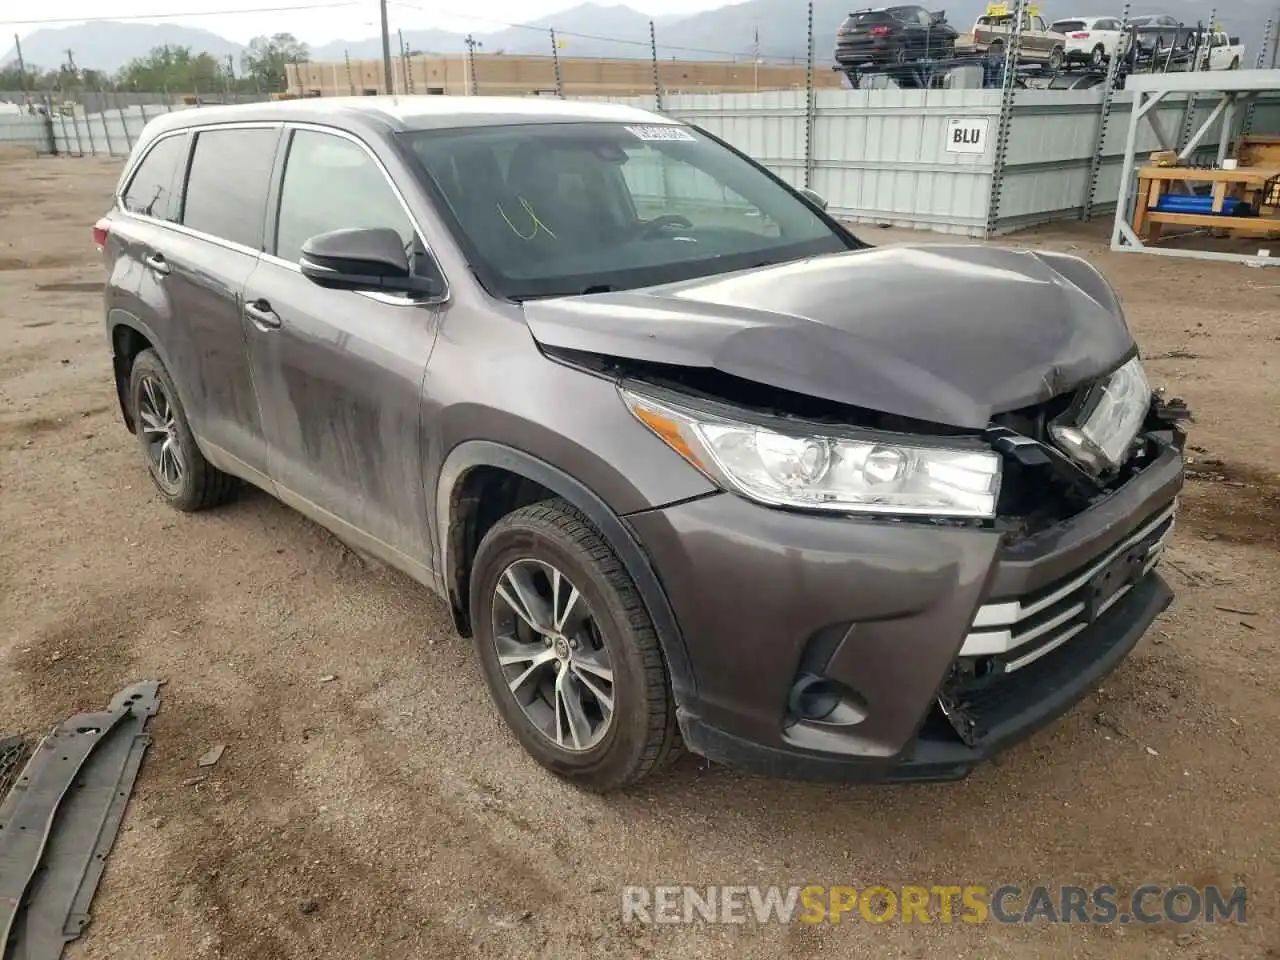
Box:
left=286, top=53, right=841, bottom=98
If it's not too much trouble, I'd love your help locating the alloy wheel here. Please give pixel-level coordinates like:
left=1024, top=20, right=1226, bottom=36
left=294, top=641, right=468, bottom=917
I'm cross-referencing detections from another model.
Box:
left=137, top=375, right=184, bottom=493
left=490, top=558, right=615, bottom=753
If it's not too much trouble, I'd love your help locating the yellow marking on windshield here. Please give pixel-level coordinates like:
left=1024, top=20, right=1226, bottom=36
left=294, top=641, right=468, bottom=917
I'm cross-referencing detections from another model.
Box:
left=497, top=196, right=557, bottom=241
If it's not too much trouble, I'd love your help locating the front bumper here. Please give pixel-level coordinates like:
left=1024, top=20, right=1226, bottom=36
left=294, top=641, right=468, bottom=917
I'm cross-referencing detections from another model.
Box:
left=627, top=443, right=1183, bottom=783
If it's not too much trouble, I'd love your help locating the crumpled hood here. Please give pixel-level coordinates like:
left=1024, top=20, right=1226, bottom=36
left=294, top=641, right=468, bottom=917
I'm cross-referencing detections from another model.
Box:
left=520, top=244, right=1135, bottom=430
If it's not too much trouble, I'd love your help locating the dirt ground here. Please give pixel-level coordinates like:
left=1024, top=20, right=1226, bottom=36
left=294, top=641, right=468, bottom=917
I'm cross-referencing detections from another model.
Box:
left=1, top=155, right=1277, bottom=960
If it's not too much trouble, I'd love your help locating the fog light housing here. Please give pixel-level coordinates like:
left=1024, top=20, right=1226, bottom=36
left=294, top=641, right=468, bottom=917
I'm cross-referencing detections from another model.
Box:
left=788, top=675, right=868, bottom=726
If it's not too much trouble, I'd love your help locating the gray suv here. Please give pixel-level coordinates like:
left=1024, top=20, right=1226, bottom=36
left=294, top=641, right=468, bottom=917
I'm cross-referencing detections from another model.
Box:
left=97, top=97, right=1186, bottom=790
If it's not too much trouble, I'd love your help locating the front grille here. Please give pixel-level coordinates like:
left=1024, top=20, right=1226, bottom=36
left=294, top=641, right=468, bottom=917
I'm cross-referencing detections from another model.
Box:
left=960, top=500, right=1176, bottom=673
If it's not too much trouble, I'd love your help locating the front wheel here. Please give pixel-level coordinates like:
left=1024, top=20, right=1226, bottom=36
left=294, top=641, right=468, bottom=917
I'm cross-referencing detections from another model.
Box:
left=469, top=499, right=682, bottom=791
left=1229, top=56, right=1241, bottom=70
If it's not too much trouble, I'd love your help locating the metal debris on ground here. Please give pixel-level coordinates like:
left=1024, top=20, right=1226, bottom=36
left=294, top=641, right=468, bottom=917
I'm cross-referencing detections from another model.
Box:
left=1214, top=605, right=1259, bottom=616
left=0, top=735, right=28, bottom=801
left=0, top=681, right=161, bottom=960
left=197, top=744, right=226, bottom=768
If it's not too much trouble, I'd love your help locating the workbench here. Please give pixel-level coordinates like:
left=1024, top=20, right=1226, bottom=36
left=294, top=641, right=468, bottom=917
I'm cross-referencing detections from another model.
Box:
left=1131, top=164, right=1280, bottom=242
left=1111, top=69, right=1280, bottom=265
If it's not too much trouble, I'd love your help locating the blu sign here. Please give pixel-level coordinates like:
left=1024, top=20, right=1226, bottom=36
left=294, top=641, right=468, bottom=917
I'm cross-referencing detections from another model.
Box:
left=946, top=118, right=990, bottom=155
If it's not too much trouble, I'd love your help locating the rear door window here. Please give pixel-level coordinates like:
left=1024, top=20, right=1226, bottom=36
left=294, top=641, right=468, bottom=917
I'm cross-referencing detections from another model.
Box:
left=180, top=127, right=279, bottom=249
left=121, top=133, right=187, bottom=221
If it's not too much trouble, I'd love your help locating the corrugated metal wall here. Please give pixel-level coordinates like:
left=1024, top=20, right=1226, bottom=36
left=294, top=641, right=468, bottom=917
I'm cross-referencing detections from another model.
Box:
left=6, top=86, right=1279, bottom=241
left=0, top=115, right=54, bottom=153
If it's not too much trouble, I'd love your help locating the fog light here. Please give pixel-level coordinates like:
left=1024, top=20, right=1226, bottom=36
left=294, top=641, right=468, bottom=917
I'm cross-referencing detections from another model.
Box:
left=788, top=675, right=869, bottom=726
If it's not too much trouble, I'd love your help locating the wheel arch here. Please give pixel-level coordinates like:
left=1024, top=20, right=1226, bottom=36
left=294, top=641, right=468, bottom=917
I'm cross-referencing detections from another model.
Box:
left=434, top=440, right=697, bottom=705
left=106, top=310, right=181, bottom=432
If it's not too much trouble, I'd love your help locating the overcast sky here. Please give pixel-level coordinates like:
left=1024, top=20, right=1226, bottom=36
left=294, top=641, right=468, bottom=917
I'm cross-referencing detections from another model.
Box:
left=4, top=1, right=736, bottom=45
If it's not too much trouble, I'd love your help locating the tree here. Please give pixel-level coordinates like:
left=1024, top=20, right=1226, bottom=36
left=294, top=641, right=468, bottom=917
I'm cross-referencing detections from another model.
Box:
left=116, top=45, right=221, bottom=93
left=241, top=33, right=308, bottom=92
left=0, top=61, right=40, bottom=92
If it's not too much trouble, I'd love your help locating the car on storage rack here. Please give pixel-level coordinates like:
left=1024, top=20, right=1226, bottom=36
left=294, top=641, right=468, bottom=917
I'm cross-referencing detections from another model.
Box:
left=1050, top=15, right=1131, bottom=67
left=833, top=5, right=959, bottom=68
left=1199, top=31, right=1246, bottom=70
left=973, top=3, right=1069, bottom=71
left=1129, top=14, right=1197, bottom=63
left=96, top=96, right=1187, bottom=791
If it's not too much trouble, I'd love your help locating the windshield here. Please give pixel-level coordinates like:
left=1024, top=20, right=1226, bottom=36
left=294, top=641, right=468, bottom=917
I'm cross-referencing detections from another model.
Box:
left=1052, top=20, right=1086, bottom=32
left=404, top=122, right=854, bottom=301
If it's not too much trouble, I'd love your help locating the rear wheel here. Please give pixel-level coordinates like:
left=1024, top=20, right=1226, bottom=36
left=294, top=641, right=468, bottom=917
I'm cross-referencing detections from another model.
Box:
left=1090, top=43, right=1106, bottom=67
left=987, top=39, right=1005, bottom=62
left=129, top=349, right=238, bottom=511
left=469, top=499, right=681, bottom=791
left=1229, top=56, right=1240, bottom=70
left=1048, top=46, right=1065, bottom=71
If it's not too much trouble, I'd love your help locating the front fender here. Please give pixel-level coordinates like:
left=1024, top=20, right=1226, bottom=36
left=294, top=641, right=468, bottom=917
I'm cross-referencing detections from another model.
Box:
left=433, top=440, right=699, bottom=705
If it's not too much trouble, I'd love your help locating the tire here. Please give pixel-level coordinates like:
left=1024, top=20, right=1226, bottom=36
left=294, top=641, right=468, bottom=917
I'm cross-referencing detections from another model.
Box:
left=129, top=349, right=238, bottom=512
left=469, top=499, right=681, bottom=791
left=1090, top=44, right=1106, bottom=67
left=1048, top=46, right=1065, bottom=71
left=987, top=39, right=1005, bottom=62
left=1229, top=56, right=1240, bottom=70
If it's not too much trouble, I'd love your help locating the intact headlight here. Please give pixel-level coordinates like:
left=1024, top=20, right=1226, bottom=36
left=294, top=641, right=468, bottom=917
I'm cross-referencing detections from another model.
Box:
left=1049, top=356, right=1151, bottom=474
left=621, top=388, right=1002, bottom=519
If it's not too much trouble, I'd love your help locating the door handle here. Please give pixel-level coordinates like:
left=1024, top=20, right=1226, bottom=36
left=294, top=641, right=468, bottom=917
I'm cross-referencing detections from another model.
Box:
left=143, top=253, right=170, bottom=276
left=244, top=299, right=282, bottom=330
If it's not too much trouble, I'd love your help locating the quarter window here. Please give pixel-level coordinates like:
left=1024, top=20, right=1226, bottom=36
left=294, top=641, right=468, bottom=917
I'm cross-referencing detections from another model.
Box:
left=274, top=130, right=414, bottom=264
left=121, top=134, right=187, bottom=221
left=181, top=127, right=278, bottom=249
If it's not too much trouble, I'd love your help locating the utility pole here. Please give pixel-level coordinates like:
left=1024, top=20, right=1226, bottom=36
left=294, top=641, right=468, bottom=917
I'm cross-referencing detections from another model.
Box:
left=14, top=34, right=29, bottom=104
left=378, top=0, right=394, bottom=94
left=649, top=20, right=663, bottom=111
left=550, top=29, right=564, bottom=98
left=753, top=21, right=760, bottom=92
left=397, top=28, right=407, bottom=94
left=465, top=34, right=481, bottom=95
left=1271, top=5, right=1280, bottom=68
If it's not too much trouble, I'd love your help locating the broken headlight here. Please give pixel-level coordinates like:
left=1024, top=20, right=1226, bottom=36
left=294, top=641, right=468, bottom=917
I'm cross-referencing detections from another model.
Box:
left=622, top=389, right=1002, bottom=519
left=1049, top=356, right=1151, bottom=475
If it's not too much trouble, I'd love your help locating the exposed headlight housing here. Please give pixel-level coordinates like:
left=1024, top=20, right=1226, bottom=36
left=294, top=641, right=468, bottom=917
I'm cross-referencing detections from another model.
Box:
left=621, top=388, right=1002, bottom=519
left=1049, top=356, right=1151, bottom=475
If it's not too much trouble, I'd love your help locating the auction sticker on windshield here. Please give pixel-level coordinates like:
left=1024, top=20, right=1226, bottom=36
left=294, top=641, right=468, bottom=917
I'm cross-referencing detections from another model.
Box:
left=625, top=125, right=698, bottom=142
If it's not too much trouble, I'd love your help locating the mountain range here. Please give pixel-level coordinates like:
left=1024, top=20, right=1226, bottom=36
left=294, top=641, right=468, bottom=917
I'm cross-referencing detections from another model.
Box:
left=3, top=0, right=1272, bottom=73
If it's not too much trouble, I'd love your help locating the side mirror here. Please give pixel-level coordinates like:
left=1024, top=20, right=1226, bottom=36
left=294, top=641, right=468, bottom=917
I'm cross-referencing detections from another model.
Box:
left=798, top=187, right=829, bottom=212
left=930, top=10, right=946, bottom=24
left=299, top=227, right=443, bottom=297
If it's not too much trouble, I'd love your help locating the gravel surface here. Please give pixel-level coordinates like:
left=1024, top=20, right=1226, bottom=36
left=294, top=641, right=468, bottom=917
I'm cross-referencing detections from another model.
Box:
left=0, top=156, right=1276, bottom=959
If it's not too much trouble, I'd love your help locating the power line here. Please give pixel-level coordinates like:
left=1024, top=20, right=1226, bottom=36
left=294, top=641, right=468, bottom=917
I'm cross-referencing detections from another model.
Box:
left=5, top=2, right=359, bottom=27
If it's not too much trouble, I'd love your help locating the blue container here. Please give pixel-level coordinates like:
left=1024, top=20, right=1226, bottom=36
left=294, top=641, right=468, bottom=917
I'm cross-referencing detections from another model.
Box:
left=1154, top=195, right=1246, bottom=216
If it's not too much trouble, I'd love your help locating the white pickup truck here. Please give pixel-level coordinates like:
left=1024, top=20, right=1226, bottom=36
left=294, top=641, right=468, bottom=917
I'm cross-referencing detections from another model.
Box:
left=1199, top=31, right=1245, bottom=70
